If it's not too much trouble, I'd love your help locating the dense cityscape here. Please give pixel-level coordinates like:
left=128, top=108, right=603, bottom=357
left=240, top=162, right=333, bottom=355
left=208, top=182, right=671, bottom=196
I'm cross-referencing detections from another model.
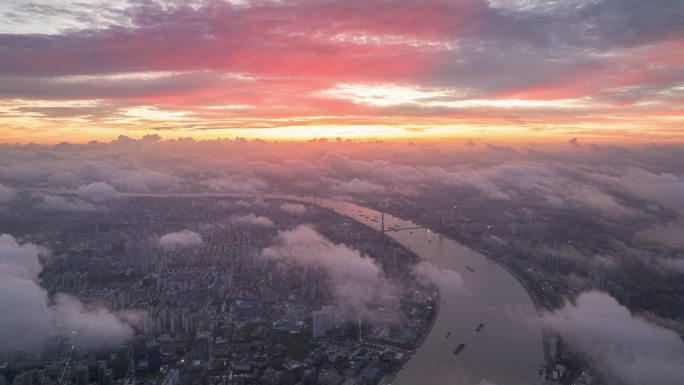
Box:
left=1, top=0, right=683, bottom=384
left=1, top=194, right=440, bottom=385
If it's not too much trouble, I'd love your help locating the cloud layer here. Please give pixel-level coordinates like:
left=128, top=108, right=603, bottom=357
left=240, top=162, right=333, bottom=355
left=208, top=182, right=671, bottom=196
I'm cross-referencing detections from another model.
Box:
left=260, top=225, right=399, bottom=320
left=159, top=229, right=204, bottom=251
left=541, top=291, right=684, bottom=385
left=280, top=203, right=307, bottom=215
left=231, top=213, right=274, bottom=227
left=412, top=260, right=467, bottom=294
left=0, top=234, right=142, bottom=354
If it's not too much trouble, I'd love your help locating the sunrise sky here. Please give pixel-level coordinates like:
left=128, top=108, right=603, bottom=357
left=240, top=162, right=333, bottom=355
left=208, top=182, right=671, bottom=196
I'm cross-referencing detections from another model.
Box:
left=0, top=0, right=682, bottom=143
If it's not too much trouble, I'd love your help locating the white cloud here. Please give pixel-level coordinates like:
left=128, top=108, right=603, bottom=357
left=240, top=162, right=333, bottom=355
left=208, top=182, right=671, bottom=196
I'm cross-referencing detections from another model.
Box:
left=159, top=230, right=203, bottom=251
left=0, top=183, right=16, bottom=204
left=231, top=213, right=274, bottom=227
left=541, top=291, right=684, bottom=385
left=38, top=194, right=99, bottom=211
left=76, top=181, right=119, bottom=200
left=412, top=260, right=467, bottom=294
left=334, top=178, right=386, bottom=195
left=0, top=234, right=140, bottom=354
left=280, top=202, right=306, bottom=215
left=260, top=225, right=399, bottom=321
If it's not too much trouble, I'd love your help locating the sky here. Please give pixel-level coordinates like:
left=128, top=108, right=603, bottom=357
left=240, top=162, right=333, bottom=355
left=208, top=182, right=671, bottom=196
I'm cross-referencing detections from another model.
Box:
left=0, top=0, right=682, bottom=143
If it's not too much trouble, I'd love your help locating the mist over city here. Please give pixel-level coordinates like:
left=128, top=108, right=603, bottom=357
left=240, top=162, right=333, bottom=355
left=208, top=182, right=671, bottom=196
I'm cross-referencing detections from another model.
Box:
left=1, top=138, right=683, bottom=384
left=1, top=1, right=683, bottom=385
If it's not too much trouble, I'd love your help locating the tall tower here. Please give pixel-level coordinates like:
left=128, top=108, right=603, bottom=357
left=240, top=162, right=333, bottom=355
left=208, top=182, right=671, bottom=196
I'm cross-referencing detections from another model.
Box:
left=358, top=316, right=362, bottom=342
left=194, top=332, right=212, bottom=362
left=312, top=310, right=327, bottom=338
left=75, top=365, right=89, bottom=385
left=98, top=361, right=107, bottom=385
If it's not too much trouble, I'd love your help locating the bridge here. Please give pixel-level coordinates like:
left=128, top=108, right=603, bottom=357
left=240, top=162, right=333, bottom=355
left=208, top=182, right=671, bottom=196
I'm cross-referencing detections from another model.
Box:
left=384, top=226, right=425, bottom=232
left=380, top=212, right=425, bottom=235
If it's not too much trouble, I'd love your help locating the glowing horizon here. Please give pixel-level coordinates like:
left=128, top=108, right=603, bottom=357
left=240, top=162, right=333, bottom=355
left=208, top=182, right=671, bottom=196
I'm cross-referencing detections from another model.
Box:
left=0, top=1, right=682, bottom=144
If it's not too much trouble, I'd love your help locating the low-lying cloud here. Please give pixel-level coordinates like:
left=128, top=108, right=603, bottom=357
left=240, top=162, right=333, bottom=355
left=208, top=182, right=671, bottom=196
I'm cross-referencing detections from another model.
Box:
left=0, top=234, right=142, bottom=354
left=159, top=229, right=203, bottom=251
left=231, top=213, right=274, bottom=227
left=280, top=202, right=307, bottom=215
left=260, top=225, right=399, bottom=321
left=412, top=260, right=467, bottom=294
left=633, top=214, right=684, bottom=252
left=76, top=181, right=119, bottom=201
left=0, top=183, right=16, bottom=204
left=541, top=291, right=684, bottom=385
left=334, top=178, right=387, bottom=195
left=37, top=194, right=99, bottom=212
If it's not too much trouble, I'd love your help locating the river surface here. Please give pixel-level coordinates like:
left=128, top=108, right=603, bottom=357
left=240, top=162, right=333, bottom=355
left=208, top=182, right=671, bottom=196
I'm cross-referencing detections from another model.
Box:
left=276, top=195, right=543, bottom=385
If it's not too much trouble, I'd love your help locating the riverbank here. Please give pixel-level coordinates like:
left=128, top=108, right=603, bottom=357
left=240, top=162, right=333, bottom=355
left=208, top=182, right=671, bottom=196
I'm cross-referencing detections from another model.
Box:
left=415, top=291, right=440, bottom=349
left=385, top=291, right=441, bottom=385
left=499, top=262, right=545, bottom=314
left=498, top=262, right=552, bottom=365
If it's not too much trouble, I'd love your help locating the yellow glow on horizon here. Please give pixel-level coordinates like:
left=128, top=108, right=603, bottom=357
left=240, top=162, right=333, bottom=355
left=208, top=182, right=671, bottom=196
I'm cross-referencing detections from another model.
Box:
left=319, top=83, right=591, bottom=109
left=1, top=98, right=682, bottom=145
left=4, top=121, right=681, bottom=146
left=121, top=107, right=190, bottom=121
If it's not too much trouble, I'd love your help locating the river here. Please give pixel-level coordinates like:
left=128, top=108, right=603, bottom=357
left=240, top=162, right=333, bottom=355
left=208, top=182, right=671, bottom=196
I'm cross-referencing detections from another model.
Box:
left=277, top=195, right=543, bottom=385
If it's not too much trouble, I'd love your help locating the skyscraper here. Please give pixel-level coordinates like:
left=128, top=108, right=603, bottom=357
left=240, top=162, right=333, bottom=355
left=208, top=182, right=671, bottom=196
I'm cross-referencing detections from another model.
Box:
left=282, top=360, right=303, bottom=385
left=194, top=332, right=212, bottom=362
left=312, top=310, right=327, bottom=338
left=312, top=306, right=336, bottom=338
left=97, top=361, right=107, bottom=385
left=75, top=365, right=89, bottom=385
left=146, top=341, right=161, bottom=373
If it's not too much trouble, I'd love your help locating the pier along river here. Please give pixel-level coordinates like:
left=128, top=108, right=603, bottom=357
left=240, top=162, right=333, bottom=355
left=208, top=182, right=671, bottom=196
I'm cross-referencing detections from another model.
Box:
left=279, top=195, right=543, bottom=385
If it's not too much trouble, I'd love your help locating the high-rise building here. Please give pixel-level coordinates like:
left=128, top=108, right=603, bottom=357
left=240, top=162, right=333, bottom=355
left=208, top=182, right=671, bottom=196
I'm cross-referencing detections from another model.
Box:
left=75, top=365, right=89, bottom=385
left=344, top=319, right=361, bottom=341
left=588, top=269, right=606, bottom=291
left=194, top=332, right=212, bottom=362
left=146, top=341, right=161, bottom=372
left=312, top=310, right=327, bottom=338
left=549, top=335, right=559, bottom=362
left=282, top=360, right=303, bottom=385
left=97, top=361, right=107, bottom=385
left=322, top=305, right=336, bottom=329
left=312, top=306, right=336, bottom=338
left=102, top=370, right=113, bottom=385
